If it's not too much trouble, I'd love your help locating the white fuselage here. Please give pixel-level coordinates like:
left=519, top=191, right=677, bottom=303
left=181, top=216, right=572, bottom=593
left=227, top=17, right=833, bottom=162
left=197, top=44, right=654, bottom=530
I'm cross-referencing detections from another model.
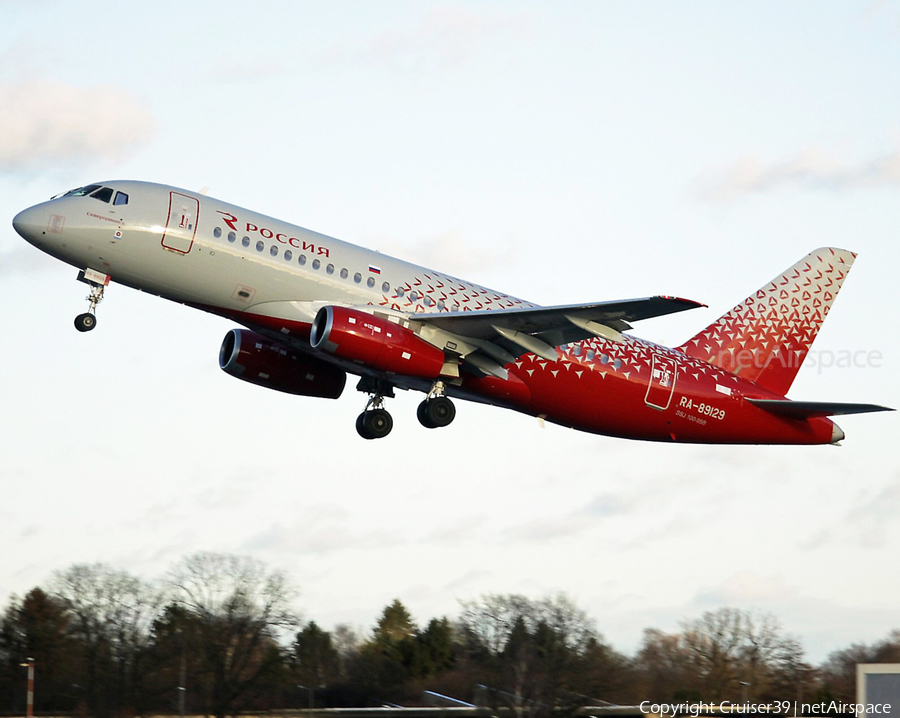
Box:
left=15, top=180, right=531, bottom=330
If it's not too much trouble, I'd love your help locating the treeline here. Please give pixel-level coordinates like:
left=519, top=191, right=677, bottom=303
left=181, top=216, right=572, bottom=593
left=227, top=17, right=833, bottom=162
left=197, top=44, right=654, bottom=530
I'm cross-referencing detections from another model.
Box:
left=0, top=553, right=897, bottom=718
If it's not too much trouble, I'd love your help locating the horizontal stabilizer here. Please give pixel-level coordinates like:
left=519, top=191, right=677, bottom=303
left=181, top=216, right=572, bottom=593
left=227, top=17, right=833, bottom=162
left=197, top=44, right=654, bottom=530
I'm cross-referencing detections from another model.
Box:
left=747, top=398, right=894, bottom=419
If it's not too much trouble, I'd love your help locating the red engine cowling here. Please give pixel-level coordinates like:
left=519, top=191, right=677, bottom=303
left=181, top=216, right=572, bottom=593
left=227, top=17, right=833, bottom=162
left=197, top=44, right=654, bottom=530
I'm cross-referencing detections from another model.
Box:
left=219, top=329, right=346, bottom=398
left=310, top=305, right=446, bottom=379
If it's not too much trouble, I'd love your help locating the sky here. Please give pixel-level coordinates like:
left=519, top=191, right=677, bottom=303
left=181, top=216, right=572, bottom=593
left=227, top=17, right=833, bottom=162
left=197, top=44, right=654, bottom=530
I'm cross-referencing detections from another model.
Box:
left=1, top=1, right=899, bottom=668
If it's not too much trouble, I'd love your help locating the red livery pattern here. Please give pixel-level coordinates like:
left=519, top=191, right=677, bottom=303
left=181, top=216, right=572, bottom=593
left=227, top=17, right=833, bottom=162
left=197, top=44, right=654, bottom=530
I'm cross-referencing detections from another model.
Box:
left=679, top=248, right=854, bottom=395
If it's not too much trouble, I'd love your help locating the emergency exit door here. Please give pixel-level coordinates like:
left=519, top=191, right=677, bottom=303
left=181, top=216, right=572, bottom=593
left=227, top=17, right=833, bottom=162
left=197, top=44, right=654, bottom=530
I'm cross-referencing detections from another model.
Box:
left=161, top=191, right=199, bottom=254
left=645, top=354, right=678, bottom=410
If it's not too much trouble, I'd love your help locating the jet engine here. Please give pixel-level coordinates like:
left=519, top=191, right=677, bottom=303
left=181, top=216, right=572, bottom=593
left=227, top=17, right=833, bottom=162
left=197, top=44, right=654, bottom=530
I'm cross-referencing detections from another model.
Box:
left=219, top=329, right=346, bottom=398
left=310, top=305, right=446, bottom=379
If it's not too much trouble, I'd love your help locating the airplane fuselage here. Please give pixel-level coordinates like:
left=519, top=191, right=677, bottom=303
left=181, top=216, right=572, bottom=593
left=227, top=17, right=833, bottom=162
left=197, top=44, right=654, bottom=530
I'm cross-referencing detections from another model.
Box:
left=13, top=180, right=869, bottom=444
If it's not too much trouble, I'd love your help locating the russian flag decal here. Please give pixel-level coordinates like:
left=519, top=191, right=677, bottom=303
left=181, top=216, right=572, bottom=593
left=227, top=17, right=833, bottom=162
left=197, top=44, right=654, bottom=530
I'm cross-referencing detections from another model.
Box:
left=369, top=265, right=381, bottom=274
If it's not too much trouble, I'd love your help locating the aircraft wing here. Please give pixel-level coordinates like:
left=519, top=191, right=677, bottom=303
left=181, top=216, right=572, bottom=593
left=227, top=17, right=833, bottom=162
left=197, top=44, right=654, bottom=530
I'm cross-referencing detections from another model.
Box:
left=412, top=295, right=705, bottom=374
left=416, top=295, right=704, bottom=337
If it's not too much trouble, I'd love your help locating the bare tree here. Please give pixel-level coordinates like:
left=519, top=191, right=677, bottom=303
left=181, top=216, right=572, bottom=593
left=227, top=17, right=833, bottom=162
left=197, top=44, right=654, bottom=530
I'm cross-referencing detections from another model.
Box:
left=167, top=552, right=299, bottom=718
left=51, top=563, right=164, bottom=716
left=680, top=607, right=746, bottom=700
left=677, top=608, right=810, bottom=703
left=636, top=627, right=699, bottom=701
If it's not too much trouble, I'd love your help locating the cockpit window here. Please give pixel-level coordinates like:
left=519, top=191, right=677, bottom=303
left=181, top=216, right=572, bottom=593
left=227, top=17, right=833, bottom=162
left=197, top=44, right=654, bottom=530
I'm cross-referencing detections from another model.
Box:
left=90, top=187, right=114, bottom=203
left=113, top=191, right=129, bottom=206
left=63, top=184, right=103, bottom=197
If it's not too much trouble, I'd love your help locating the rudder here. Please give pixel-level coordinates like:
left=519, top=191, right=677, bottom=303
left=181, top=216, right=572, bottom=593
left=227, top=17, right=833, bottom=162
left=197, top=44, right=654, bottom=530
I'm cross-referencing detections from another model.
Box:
left=678, top=247, right=856, bottom=395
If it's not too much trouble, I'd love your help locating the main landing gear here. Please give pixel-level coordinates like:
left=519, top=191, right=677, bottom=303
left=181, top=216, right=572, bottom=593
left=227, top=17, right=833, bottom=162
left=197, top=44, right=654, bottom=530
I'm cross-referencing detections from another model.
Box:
left=356, top=398, right=394, bottom=440
left=355, top=378, right=457, bottom=439
left=74, top=269, right=109, bottom=333
left=417, top=381, right=456, bottom=429
left=356, top=377, right=396, bottom=440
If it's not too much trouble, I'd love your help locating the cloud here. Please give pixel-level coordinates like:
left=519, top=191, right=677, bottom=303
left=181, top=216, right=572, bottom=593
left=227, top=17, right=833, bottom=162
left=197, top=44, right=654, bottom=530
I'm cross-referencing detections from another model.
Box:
left=693, top=572, right=796, bottom=605
left=240, top=508, right=402, bottom=556
left=376, top=231, right=518, bottom=280
left=802, top=472, right=900, bottom=549
left=0, top=79, right=155, bottom=174
left=322, top=7, right=531, bottom=71
left=499, top=490, right=641, bottom=545
left=210, top=8, right=531, bottom=84
left=0, top=246, right=62, bottom=277
left=211, top=59, right=289, bottom=83
left=695, top=147, right=900, bottom=203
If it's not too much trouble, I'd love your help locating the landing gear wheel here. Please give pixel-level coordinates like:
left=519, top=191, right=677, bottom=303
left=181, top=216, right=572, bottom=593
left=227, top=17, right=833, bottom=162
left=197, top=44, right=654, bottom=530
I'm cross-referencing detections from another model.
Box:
left=356, top=408, right=393, bottom=440
left=417, top=396, right=456, bottom=429
left=74, top=313, right=97, bottom=332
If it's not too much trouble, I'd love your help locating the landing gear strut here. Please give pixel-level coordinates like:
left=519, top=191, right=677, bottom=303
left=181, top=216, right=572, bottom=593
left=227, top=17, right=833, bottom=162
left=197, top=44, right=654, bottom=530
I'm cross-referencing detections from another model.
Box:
left=356, top=377, right=395, bottom=440
left=74, top=269, right=109, bottom=333
left=417, top=381, right=456, bottom=429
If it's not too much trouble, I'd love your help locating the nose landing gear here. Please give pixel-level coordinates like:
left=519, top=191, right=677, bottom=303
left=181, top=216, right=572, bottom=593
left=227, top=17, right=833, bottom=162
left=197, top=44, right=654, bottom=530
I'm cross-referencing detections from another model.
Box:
left=74, top=312, right=97, bottom=332
left=74, top=269, right=110, bottom=333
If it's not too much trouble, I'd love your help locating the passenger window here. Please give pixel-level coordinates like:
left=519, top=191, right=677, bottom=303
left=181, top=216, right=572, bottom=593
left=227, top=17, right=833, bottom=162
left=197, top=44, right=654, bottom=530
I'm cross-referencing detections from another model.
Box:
left=256, top=241, right=265, bottom=252
left=242, top=236, right=250, bottom=248
left=354, top=272, right=362, bottom=284
left=284, top=250, right=293, bottom=261
left=326, top=264, right=334, bottom=275
left=340, top=268, right=348, bottom=279
left=113, top=191, right=129, bottom=206
left=312, top=259, right=320, bottom=270
left=90, top=187, right=114, bottom=203
left=270, top=245, right=279, bottom=257
left=382, top=282, right=390, bottom=293
left=214, top=227, right=222, bottom=238
left=367, top=277, right=375, bottom=288
left=227, top=231, right=236, bottom=242
left=299, top=254, right=307, bottom=266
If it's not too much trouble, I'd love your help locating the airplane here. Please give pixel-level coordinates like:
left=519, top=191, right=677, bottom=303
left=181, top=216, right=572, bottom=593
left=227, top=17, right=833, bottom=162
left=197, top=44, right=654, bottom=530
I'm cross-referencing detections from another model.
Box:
left=12, top=180, right=892, bottom=443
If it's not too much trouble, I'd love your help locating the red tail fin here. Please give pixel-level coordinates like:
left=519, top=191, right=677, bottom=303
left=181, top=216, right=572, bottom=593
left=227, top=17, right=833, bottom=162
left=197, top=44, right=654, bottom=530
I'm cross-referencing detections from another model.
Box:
left=678, top=247, right=856, bottom=395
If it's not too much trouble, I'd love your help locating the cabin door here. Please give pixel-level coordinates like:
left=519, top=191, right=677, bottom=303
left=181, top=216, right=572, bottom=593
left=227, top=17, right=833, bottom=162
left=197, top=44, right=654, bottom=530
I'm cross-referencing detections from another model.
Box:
left=161, top=192, right=199, bottom=254
left=645, top=354, right=678, bottom=410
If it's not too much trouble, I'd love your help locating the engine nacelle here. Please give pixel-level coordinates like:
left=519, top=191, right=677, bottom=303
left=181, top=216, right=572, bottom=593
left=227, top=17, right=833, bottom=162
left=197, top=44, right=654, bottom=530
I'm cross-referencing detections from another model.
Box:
left=310, top=305, right=446, bottom=379
left=219, top=329, right=346, bottom=398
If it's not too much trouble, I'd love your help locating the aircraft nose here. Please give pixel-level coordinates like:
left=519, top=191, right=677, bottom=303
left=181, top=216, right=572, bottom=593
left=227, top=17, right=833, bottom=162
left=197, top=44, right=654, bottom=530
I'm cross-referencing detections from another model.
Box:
left=12, top=205, right=47, bottom=244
